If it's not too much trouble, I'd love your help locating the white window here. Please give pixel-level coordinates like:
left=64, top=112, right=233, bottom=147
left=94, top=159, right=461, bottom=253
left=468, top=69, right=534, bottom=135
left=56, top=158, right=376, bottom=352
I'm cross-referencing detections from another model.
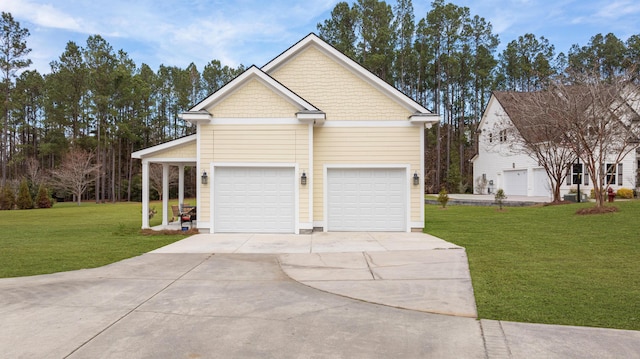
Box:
left=605, top=163, right=620, bottom=185
left=499, top=129, right=507, bottom=142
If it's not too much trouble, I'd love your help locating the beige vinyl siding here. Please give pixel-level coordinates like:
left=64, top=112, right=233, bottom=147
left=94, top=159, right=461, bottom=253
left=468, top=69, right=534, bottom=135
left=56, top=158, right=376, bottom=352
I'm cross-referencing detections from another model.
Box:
left=213, top=79, right=299, bottom=118
left=145, top=140, right=196, bottom=160
left=199, top=124, right=310, bottom=225
left=313, top=126, right=422, bottom=225
left=270, top=46, right=413, bottom=121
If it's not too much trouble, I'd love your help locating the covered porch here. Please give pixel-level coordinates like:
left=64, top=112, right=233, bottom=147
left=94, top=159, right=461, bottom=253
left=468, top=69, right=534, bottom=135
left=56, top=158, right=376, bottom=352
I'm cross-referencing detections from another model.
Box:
left=131, top=135, right=199, bottom=230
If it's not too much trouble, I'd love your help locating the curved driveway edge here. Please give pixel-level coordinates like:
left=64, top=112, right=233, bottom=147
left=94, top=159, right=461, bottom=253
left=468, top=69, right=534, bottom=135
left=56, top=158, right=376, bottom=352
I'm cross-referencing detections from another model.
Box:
left=153, top=231, right=478, bottom=316
left=2, top=232, right=639, bottom=358
left=279, top=249, right=477, bottom=317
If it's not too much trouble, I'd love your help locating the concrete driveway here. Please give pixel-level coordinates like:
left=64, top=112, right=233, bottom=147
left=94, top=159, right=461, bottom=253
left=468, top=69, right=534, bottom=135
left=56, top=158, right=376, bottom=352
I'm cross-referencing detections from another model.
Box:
left=1, top=232, right=639, bottom=358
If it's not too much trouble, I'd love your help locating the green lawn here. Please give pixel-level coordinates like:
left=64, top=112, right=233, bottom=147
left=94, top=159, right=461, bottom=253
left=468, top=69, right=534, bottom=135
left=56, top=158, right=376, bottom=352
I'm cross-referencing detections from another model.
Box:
left=0, top=201, right=189, bottom=278
left=2, top=199, right=638, bottom=331
left=425, top=201, right=640, bottom=331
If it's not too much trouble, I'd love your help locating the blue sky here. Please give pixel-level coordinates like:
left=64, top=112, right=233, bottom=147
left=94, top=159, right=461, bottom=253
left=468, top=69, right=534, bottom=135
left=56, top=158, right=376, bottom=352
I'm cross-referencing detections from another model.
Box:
left=3, top=0, right=639, bottom=74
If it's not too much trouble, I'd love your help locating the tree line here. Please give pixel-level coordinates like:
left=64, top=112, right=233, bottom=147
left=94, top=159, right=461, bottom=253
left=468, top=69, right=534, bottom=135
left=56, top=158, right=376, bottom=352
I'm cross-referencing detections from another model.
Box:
left=319, top=0, right=639, bottom=192
left=1, top=1, right=639, bottom=206
left=0, top=11, right=244, bottom=205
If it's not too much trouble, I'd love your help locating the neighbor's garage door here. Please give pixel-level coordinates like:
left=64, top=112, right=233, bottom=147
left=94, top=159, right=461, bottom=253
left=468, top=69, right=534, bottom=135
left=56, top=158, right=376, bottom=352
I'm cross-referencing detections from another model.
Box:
left=532, top=168, right=550, bottom=197
left=214, top=167, right=295, bottom=233
left=327, top=168, right=406, bottom=232
left=503, top=169, right=528, bottom=196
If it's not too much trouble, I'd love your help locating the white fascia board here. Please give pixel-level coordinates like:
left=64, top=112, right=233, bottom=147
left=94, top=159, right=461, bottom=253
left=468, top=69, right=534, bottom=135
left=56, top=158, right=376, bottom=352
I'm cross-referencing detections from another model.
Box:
left=178, top=110, right=212, bottom=124
left=191, top=66, right=319, bottom=114
left=296, top=110, right=326, bottom=125
left=409, top=113, right=441, bottom=128
left=131, top=135, right=197, bottom=159
left=263, top=33, right=432, bottom=115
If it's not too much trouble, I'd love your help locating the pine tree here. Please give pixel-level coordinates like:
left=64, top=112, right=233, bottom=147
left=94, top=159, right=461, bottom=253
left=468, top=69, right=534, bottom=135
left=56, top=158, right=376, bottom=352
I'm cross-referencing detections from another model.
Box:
left=16, top=179, right=33, bottom=209
left=35, top=184, right=52, bottom=208
left=0, top=184, right=15, bottom=210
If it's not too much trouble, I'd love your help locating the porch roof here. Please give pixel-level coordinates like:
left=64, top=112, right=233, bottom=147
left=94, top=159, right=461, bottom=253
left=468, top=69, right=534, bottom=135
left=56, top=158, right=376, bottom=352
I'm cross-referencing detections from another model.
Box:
left=131, top=134, right=197, bottom=162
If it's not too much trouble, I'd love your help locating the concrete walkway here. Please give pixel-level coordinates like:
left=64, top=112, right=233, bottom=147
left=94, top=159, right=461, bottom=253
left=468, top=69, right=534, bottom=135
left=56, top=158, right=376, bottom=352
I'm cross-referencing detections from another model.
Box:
left=426, top=193, right=552, bottom=207
left=1, top=232, right=638, bottom=358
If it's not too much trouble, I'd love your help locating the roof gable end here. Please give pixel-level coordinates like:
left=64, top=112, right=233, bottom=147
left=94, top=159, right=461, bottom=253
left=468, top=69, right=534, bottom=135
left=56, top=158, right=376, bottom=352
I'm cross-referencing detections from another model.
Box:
left=262, top=33, right=434, bottom=118
left=190, top=65, right=319, bottom=113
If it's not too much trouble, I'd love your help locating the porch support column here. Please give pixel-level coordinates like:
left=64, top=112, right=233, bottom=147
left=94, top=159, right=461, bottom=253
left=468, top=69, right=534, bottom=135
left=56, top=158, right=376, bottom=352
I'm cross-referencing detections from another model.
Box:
left=141, top=160, right=150, bottom=229
left=162, top=163, right=169, bottom=226
left=178, top=164, right=185, bottom=208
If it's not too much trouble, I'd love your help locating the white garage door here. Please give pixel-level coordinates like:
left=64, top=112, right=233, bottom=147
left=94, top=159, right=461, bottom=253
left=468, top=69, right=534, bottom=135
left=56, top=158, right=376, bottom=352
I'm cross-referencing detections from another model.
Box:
left=327, top=168, right=406, bottom=232
left=214, top=167, right=295, bottom=233
left=532, top=169, right=550, bottom=197
left=503, top=169, right=528, bottom=196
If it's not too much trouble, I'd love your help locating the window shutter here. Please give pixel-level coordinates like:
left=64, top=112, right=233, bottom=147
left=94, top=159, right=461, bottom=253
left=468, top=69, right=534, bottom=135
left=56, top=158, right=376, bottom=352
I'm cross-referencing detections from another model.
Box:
left=584, top=170, right=589, bottom=186
left=618, top=163, right=623, bottom=186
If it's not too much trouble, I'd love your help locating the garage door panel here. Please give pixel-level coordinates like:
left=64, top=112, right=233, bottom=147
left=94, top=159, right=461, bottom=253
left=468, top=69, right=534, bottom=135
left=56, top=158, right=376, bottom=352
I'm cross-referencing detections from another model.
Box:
left=504, top=170, right=528, bottom=196
left=327, top=168, right=406, bottom=232
left=214, top=167, right=294, bottom=233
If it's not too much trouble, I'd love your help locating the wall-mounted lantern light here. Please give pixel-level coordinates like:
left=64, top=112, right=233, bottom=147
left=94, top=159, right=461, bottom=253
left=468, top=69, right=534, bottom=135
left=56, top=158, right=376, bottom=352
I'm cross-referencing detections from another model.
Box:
left=413, top=172, right=420, bottom=186
left=201, top=170, right=208, bottom=185
left=301, top=171, right=307, bottom=185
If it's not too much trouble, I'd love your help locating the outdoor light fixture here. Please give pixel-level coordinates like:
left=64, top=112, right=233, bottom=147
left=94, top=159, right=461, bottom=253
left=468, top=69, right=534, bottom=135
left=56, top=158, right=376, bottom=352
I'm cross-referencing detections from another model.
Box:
left=201, top=170, right=208, bottom=185
left=301, top=171, right=307, bottom=185
left=413, top=172, right=420, bottom=186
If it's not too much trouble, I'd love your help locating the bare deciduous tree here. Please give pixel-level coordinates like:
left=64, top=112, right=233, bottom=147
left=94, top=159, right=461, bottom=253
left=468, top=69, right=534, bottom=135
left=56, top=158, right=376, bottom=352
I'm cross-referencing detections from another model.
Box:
left=51, top=148, right=100, bottom=206
left=25, top=157, right=43, bottom=186
left=557, top=73, right=640, bottom=207
left=492, top=91, right=576, bottom=203
left=148, top=163, right=178, bottom=200
left=495, top=71, right=640, bottom=207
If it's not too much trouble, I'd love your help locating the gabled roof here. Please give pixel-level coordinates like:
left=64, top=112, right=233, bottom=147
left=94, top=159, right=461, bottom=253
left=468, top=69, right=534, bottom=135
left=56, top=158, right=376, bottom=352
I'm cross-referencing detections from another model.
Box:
left=262, top=33, right=435, bottom=119
left=182, top=33, right=438, bottom=126
left=187, top=65, right=321, bottom=115
left=491, top=90, right=578, bottom=144
left=490, top=85, right=640, bottom=144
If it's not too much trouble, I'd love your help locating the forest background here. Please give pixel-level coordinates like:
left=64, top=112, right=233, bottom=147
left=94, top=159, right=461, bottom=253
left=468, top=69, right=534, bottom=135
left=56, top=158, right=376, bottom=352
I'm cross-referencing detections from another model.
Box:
left=1, top=0, right=639, bottom=204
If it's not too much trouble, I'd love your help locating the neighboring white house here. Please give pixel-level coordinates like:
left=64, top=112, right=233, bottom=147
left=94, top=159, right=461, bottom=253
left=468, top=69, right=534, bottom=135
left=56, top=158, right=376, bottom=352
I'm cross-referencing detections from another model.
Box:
left=472, top=91, right=639, bottom=198
left=132, top=33, right=440, bottom=233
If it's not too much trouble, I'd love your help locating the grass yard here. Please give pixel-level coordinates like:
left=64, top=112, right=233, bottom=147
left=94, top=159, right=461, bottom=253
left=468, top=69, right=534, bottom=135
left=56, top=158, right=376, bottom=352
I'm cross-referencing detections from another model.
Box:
left=0, top=201, right=190, bottom=278
left=425, top=201, right=640, bottom=331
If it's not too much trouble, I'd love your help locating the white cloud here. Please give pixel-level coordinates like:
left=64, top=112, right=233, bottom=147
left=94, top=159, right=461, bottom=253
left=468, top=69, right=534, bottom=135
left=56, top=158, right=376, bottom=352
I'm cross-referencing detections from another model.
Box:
left=595, top=0, right=640, bottom=19
left=3, top=0, right=85, bottom=32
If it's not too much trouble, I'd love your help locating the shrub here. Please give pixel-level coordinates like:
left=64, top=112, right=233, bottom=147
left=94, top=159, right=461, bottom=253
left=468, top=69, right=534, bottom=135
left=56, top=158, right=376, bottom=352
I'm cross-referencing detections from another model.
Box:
left=35, top=184, right=53, bottom=208
left=590, top=188, right=605, bottom=199
left=437, top=188, right=449, bottom=208
left=616, top=188, right=634, bottom=199
left=495, top=188, right=507, bottom=210
left=16, top=180, right=33, bottom=210
left=0, top=185, right=15, bottom=210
